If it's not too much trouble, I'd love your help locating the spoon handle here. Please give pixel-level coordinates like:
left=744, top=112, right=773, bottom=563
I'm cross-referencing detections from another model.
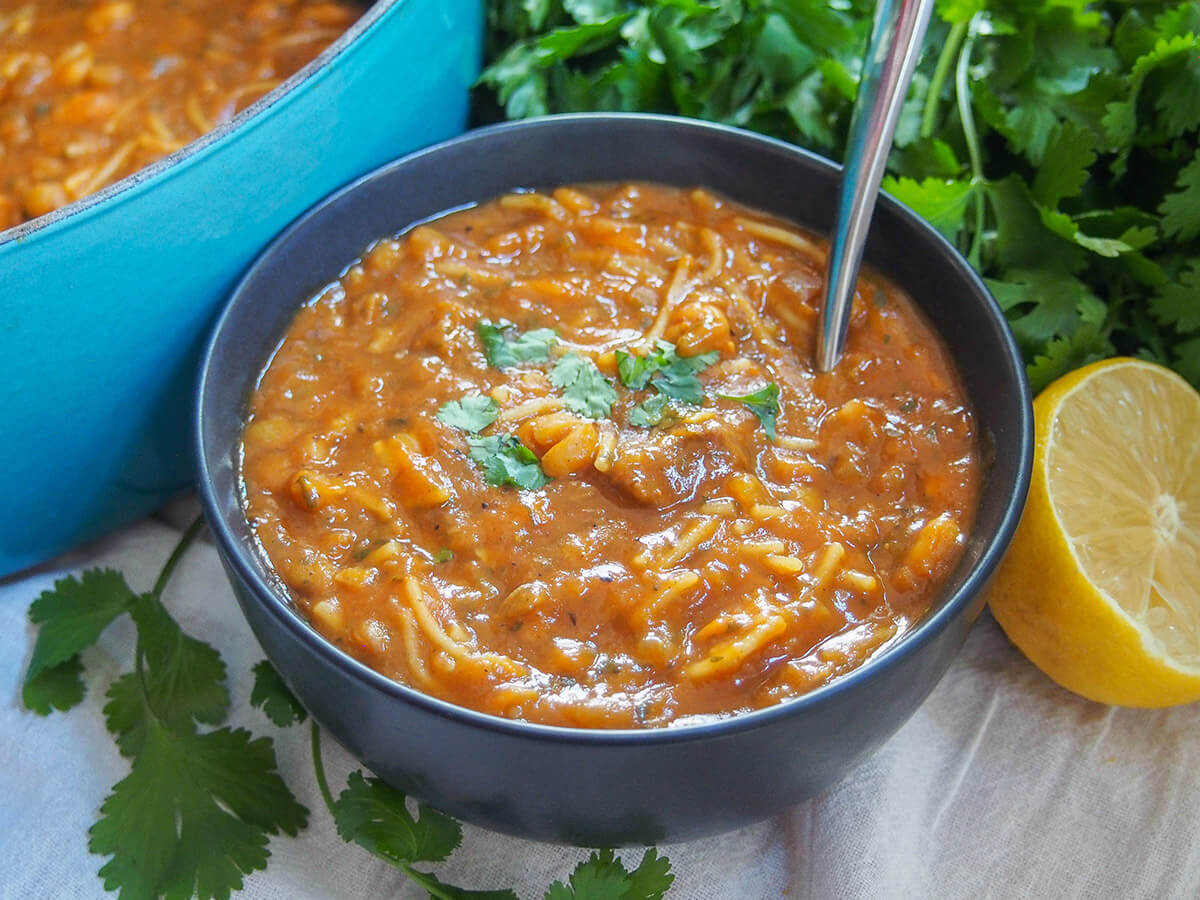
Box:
left=816, top=0, right=935, bottom=372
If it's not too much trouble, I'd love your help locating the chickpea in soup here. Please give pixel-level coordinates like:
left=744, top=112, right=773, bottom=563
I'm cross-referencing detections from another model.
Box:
left=240, top=183, right=980, bottom=728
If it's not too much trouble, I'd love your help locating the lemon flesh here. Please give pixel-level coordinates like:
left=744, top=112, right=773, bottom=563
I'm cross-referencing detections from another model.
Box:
left=988, top=358, right=1200, bottom=706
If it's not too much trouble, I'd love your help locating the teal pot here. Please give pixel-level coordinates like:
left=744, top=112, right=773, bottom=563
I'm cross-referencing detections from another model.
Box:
left=0, top=0, right=481, bottom=576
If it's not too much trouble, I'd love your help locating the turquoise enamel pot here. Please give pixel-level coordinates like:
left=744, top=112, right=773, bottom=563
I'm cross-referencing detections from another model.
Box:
left=0, top=0, right=481, bottom=576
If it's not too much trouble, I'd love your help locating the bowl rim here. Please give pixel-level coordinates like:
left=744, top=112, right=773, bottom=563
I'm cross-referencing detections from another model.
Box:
left=196, top=111, right=1033, bottom=747
left=0, top=0, right=405, bottom=248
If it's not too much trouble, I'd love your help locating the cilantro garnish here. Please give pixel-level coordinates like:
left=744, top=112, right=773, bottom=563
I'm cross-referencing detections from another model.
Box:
left=468, top=434, right=551, bottom=489
left=478, top=319, right=556, bottom=368
left=22, top=519, right=306, bottom=899
left=550, top=352, right=619, bottom=418
left=629, top=394, right=670, bottom=428
left=617, top=342, right=717, bottom=405
left=719, top=383, right=781, bottom=439
left=480, top=3, right=1200, bottom=393
left=437, top=394, right=500, bottom=433
left=434, top=548, right=455, bottom=563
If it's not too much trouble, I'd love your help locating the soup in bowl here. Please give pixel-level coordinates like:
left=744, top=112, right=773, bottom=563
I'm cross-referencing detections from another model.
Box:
left=198, top=114, right=1031, bottom=843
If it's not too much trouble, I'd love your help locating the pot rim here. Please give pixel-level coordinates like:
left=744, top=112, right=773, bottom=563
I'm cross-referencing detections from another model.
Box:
left=196, top=112, right=1034, bottom=748
left=0, top=0, right=405, bottom=248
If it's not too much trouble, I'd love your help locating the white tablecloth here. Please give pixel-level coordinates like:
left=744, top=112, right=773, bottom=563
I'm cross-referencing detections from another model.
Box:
left=3, top=516, right=1197, bottom=899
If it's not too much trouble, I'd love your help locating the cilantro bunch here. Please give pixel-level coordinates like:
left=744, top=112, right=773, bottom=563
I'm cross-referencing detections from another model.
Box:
left=479, top=0, right=1200, bottom=391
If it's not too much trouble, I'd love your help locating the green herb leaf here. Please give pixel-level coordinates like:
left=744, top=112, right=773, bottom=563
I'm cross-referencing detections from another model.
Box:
left=437, top=395, right=500, bottom=433
left=467, top=434, right=551, bottom=489
left=720, top=384, right=781, bottom=439
left=1151, top=260, right=1200, bottom=334
left=618, top=341, right=717, bottom=404
left=1032, top=121, right=1096, bottom=209
left=23, top=656, right=86, bottom=715
left=250, top=660, right=308, bottom=728
left=882, top=176, right=974, bottom=242
left=544, top=848, right=674, bottom=900
left=616, top=348, right=655, bottom=391
left=90, top=721, right=308, bottom=900
left=23, top=569, right=137, bottom=712
left=128, top=593, right=230, bottom=741
left=551, top=352, right=619, bottom=418
left=1160, top=149, right=1200, bottom=242
left=478, top=319, right=557, bottom=368
left=628, top=394, right=670, bottom=428
left=648, top=349, right=718, bottom=405
left=434, top=548, right=455, bottom=563
left=332, top=771, right=462, bottom=866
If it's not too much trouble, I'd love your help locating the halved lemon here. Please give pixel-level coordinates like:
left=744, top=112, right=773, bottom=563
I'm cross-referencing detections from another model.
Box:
left=987, top=357, right=1200, bottom=706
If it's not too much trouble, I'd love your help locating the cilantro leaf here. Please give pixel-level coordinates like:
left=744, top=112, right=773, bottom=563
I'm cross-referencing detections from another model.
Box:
left=720, top=383, right=781, bottom=439
left=619, top=341, right=717, bottom=402
left=129, top=594, right=230, bottom=739
left=628, top=394, right=670, bottom=428
left=1026, top=323, right=1113, bottom=394
left=1032, top=122, right=1096, bottom=209
left=24, top=569, right=137, bottom=712
left=478, top=320, right=556, bottom=368
left=551, top=353, right=619, bottom=418
left=616, top=348, right=656, bottom=390
left=437, top=395, right=500, bottom=433
left=544, top=849, right=674, bottom=900
left=250, top=660, right=308, bottom=728
left=22, top=656, right=86, bottom=715
left=90, top=721, right=308, bottom=900
left=1151, top=260, right=1200, bottom=334
left=332, top=771, right=461, bottom=866
left=882, top=176, right=974, bottom=242
left=103, top=673, right=150, bottom=759
left=467, top=434, right=551, bottom=489
left=1160, top=149, right=1200, bottom=242
left=648, top=349, right=718, bottom=404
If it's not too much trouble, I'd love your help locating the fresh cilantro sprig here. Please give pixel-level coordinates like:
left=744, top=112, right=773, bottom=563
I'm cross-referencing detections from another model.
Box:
left=437, top=390, right=551, bottom=489
left=551, top=353, right=619, bottom=418
left=468, top=434, right=551, bottom=489
left=479, top=320, right=557, bottom=368
left=303, top=716, right=674, bottom=900
left=617, top=341, right=718, bottom=427
left=480, top=0, right=1200, bottom=393
left=719, top=384, right=781, bottom=440
left=616, top=341, right=718, bottom=403
left=23, top=519, right=307, bottom=900
left=438, top=395, right=501, bottom=433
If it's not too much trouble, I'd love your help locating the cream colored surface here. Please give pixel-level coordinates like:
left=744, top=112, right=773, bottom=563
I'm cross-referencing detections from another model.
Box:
left=2, top=517, right=1198, bottom=899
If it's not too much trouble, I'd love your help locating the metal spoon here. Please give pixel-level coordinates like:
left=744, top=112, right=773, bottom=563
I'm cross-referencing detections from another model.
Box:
left=816, top=0, right=935, bottom=372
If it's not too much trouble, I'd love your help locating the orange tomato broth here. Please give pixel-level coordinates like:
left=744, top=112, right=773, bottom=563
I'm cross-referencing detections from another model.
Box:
left=240, top=183, right=980, bottom=728
left=0, top=0, right=357, bottom=229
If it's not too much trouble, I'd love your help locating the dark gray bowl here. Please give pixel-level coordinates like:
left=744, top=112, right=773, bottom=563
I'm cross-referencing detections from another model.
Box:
left=196, top=114, right=1032, bottom=845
